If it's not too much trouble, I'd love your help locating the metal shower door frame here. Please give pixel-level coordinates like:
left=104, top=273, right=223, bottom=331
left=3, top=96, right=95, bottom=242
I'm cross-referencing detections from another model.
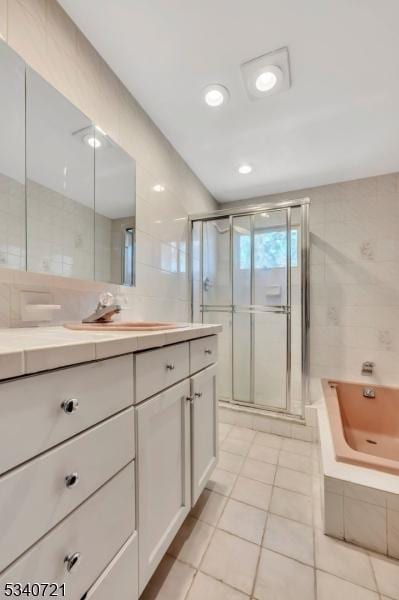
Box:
left=188, top=197, right=310, bottom=418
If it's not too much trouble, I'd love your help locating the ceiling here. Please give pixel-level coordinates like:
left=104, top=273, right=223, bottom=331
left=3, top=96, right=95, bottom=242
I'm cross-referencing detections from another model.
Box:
left=59, top=0, right=399, bottom=202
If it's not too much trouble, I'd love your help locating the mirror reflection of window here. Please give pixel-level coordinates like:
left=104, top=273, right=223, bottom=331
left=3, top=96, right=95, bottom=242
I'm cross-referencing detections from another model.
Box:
left=123, top=227, right=135, bottom=286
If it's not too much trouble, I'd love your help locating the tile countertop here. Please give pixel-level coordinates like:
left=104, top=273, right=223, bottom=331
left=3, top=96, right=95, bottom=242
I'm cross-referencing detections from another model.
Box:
left=0, top=323, right=222, bottom=381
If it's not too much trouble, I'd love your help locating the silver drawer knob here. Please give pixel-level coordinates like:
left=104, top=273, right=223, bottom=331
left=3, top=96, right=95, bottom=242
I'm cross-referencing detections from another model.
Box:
left=194, top=392, right=203, bottom=398
left=204, top=349, right=212, bottom=355
left=166, top=363, right=175, bottom=371
left=61, top=398, right=79, bottom=414
left=64, top=552, right=81, bottom=573
left=65, top=472, right=80, bottom=489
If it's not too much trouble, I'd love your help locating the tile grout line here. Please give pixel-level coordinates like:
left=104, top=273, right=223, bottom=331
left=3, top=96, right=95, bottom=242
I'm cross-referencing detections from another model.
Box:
left=188, top=437, right=256, bottom=598
left=249, top=444, right=280, bottom=600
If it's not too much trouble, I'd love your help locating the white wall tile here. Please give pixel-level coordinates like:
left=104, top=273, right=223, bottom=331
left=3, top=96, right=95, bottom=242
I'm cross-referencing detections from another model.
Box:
left=343, top=497, right=387, bottom=554
left=225, top=172, right=399, bottom=385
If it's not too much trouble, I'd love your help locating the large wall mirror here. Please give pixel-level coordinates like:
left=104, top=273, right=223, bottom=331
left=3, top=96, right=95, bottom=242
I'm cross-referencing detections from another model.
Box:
left=0, top=39, right=136, bottom=286
left=0, top=44, right=26, bottom=271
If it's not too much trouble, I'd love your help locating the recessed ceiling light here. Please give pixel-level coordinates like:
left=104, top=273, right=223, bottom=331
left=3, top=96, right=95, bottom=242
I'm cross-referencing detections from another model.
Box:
left=203, top=84, right=229, bottom=107
left=153, top=184, right=165, bottom=192
left=241, top=48, right=290, bottom=100
left=255, top=68, right=281, bottom=92
left=83, top=134, right=101, bottom=148
left=238, top=164, right=252, bottom=175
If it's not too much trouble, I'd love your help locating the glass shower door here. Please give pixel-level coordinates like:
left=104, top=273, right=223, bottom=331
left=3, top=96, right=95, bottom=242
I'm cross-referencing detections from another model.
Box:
left=201, top=218, right=232, bottom=402
left=232, top=210, right=290, bottom=411
left=191, top=202, right=306, bottom=416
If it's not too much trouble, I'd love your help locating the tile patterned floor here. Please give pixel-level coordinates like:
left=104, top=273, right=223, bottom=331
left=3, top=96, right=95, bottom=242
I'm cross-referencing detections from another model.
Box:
left=141, top=423, right=399, bottom=600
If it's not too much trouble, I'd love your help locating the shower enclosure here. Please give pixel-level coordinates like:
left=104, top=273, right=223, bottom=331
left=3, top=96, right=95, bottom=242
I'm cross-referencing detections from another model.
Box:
left=190, top=199, right=309, bottom=418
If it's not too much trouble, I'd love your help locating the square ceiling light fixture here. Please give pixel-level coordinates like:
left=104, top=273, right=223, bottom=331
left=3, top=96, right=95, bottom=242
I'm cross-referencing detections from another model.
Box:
left=241, top=46, right=291, bottom=100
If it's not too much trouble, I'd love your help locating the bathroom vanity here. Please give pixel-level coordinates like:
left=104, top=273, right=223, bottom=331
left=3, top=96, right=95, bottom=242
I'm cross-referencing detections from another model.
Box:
left=0, top=324, right=220, bottom=599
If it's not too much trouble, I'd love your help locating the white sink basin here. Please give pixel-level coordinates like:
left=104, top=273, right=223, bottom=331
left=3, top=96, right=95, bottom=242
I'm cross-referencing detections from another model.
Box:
left=64, top=321, right=184, bottom=332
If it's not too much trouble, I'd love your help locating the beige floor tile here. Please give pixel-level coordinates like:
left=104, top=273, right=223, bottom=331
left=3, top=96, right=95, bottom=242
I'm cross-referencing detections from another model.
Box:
left=221, top=438, right=251, bottom=456
left=219, top=423, right=233, bottom=439
left=218, top=498, right=267, bottom=545
left=275, top=467, right=312, bottom=496
left=241, top=458, right=276, bottom=485
left=370, top=553, right=399, bottom=600
left=253, top=431, right=283, bottom=449
left=248, top=444, right=279, bottom=465
left=316, top=570, right=379, bottom=600
left=141, top=555, right=195, bottom=600
left=270, top=486, right=313, bottom=525
left=254, top=549, right=315, bottom=600
left=263, top=513, right=314, bottom=565
left=206, top=468, right=237, bottom=496
left=315, top=530, right=376, bottom=590
left=278, top=450, right=313, bottom=474
left=231, top=476, right=272, bottom=511
left=187, top=572, right=249, bottom=600
left=281, top=438, right=312, bottom=457
left=190, top=489, right=227, bottom=526
left=228, top=426, right=256, bottom=442
left=168, top=516, right=214, bottom=568
left=201, top=529, right=260, bottom=594
left=218, top=450, right=245, bottom=474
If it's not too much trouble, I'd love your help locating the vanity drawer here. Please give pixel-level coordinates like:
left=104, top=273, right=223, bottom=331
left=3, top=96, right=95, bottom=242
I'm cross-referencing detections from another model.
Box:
left=190, top=335, right=218, bottom=374
left=0, top=462, right=135, bottom=600
left=0, top=354, right=134, bottom=474
left=0, top=408, right=134, bottom=573
left=83, top=533, right=138, bottom=600
left=135, top=342, right=189, bottom=402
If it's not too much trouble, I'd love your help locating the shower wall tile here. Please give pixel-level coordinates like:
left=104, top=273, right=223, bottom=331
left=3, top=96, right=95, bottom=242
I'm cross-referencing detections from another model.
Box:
left=0, top=0, right=215, bottom=325
left=225, top=172, right=399, bottom=386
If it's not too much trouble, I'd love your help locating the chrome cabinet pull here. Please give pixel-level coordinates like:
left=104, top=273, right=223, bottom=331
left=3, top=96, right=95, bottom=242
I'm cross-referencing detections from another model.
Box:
left=61, top=398, right=79, bottom=414
left=186, top=395, right=194, bottom=403
left=65, top=472, right=79, bottom=489
left=64, top=552, right=81, bottom=573
left=194, top=392, right=203, bottom=398
left=166, top=363, right=175, bottom=371
left=204, top=349, right=212, bottom=355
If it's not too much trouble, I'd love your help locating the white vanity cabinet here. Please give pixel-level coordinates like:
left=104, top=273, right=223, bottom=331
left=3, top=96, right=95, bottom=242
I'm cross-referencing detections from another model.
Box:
left=136, top=335, right=218, bottom=593
left=190, top=364, right=218, bottom=505
left=136, top=379, right=191, bottom=593
left=0, top=328, right=219, bottom=600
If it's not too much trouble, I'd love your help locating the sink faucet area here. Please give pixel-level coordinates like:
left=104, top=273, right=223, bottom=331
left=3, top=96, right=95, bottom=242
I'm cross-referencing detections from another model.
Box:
left=63, top=293, right=184, bottom=331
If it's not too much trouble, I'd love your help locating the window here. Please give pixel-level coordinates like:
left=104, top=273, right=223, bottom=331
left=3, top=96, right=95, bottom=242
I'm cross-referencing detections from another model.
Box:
left=239, top=229, right=298, bottom=270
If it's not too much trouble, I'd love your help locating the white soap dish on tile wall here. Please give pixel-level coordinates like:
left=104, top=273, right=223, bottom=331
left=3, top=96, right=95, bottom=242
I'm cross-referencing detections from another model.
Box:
left=20, top=291, right=61, bottom=323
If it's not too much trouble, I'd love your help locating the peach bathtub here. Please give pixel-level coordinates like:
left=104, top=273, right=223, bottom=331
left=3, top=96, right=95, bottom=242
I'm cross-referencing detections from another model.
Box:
left=323, top=379, right=399, bottom=475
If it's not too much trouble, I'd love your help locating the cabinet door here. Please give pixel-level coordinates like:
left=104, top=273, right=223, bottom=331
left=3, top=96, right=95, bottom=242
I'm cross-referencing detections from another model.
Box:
left=191, top=365, right=218, bottom=505
left=136, top=380, right=191, bottom=593
left=83, top=533, right=138, bottom=600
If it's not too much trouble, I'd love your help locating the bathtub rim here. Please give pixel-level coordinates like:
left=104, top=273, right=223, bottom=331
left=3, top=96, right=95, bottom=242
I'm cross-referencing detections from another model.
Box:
left=314, top=377, right=399, bottom=497
left=322, top=378, right=399, bottom=476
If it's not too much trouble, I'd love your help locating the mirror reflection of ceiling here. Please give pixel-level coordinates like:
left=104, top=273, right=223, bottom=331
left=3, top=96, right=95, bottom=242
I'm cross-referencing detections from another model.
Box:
left=95, top=143, right=136, bottom=219
left=26, top=69, right=135, bottom=220
left=0, top=45, right=25, bottom=185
